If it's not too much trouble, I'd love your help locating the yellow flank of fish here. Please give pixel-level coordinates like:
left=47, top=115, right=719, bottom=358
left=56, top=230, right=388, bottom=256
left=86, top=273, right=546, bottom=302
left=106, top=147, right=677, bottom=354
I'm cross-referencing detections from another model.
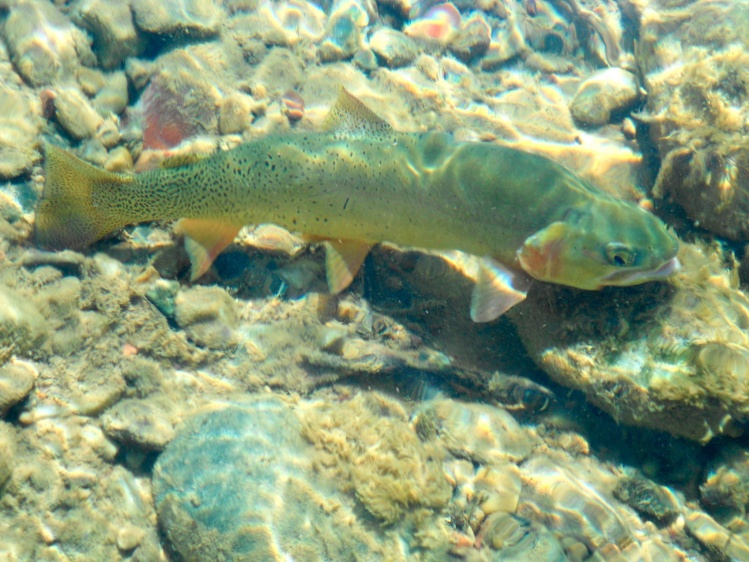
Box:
left=35, top=88, right=680, bottom=322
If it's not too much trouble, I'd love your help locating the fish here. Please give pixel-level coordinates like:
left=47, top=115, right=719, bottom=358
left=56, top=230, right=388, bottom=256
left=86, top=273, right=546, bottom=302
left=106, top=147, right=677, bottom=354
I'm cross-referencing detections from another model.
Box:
left=35, top=88, right=680, bottom=322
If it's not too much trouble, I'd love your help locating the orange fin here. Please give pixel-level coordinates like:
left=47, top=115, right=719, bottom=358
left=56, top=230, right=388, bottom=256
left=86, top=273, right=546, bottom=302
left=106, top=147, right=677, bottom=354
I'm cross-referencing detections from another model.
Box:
left=175, top=219, right=242, bottom=281
left=324, top=239, right=372, bottom=293
left=470, top=257, right=532, bottom=322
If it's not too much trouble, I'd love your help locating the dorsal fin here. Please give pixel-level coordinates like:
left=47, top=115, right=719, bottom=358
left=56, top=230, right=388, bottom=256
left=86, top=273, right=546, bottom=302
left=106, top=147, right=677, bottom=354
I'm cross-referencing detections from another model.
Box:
left=322, top=87, right=393, bottom=139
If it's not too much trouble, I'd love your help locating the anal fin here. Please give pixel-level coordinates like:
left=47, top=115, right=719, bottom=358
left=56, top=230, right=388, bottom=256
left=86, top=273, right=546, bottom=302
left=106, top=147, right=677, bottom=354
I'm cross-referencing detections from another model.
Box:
left=324, top=239, right=372, bottom=293
left=470, top=257, right=532, bottom=322
left=175, top=219, right=243, bottom=281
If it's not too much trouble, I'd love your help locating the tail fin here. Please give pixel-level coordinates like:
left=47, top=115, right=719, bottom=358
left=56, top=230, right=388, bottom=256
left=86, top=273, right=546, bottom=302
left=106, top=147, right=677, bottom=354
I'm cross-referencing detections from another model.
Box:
left=36, top=144, right=134, bottom=250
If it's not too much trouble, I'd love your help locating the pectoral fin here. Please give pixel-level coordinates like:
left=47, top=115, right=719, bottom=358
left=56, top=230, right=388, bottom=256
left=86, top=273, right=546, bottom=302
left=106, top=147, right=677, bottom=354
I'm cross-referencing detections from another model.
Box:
left=324, top=239, right=373, bottom=293
left=175, top=219, right=243, bottom=281
left=470, top=257, right=532, bottom=322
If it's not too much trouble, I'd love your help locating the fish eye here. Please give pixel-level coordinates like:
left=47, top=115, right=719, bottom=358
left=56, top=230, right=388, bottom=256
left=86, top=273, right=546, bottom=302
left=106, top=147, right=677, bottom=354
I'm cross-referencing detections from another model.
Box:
left=606, top=243, right=635, bottom=267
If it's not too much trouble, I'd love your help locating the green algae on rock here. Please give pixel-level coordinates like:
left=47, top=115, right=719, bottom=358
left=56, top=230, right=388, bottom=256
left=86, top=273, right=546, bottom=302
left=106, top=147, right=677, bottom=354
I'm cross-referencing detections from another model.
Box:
left=301, top=392, right=452, bottom=527
left=636, top=0, right=749, bottom=241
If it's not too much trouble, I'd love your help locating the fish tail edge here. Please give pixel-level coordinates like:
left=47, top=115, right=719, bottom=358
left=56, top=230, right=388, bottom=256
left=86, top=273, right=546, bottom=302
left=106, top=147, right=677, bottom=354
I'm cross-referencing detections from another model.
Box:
left=36, top=143, right=134, bottom=250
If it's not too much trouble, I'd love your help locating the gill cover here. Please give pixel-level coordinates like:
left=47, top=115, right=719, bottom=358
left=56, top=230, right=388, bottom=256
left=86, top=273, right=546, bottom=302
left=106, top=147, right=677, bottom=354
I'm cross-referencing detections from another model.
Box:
left=516, top=222, right=570, bottom=285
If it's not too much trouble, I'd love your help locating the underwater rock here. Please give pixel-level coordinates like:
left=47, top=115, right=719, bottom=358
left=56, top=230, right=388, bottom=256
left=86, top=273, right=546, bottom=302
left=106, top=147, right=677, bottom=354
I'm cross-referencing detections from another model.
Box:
left=519, top=451, right=634, bottom=555
left=638, top=1, right=749, bottom=241
left=145, top=278, right=180, bottom=319
left=0, top=286, right=47, bottom=359
left=248, top=47, right=303, bottom=99
left=71, top=0, right=145, bottom=69
left=404, top=2, right=461, bottom=44
left=77, top=66, right=108, bottom=96
left=104, top=145, right=134, bottom=172
left=320, top=9, right=362, bottom=61
left=131, top=0, right=223, bottom=39
left=685, top=510, right=749, bottom=561
left=1, top=0, right=94, bottom=86
left=51, top=86, right=104, bottom=141
left=301, top=392, right=452, bottom=527
left=93, top=71, right=129, bottom=116
left=0, top=360, right=36, bottom=417
left=370, top=29, right=419, bottom=68
left=447, top=461, right=523, bottom=533
left=153, top=397, right=384, bottom=560
left=139, top=69, right=220, bottom=150
left=174, top=286, right=238, bottom=349
left=0, top=86, right=43, bottom=179
left=449, top=12, right=491, bottom=63
left=510, top=242, right=749, bottom=442
left=646, top=48, right=749, bottom=240
left=0, top=411, right=159, bottom=560
left=569, top=67, right=640, bottom=126
left=476, top=512, right=565, bottom=560
left=613, top=476, right=679, bottom=525
left=0, top=422, right=13, bottom=494
left=218, top=92, right=254, bottom=135
left=280, top=89, right=304, bottom=123
left=412, top=399, right=538, bottom=464
left=480, top=10, right=527, bottom=71
left=353, top=48, right=378, bottom=71
left=101, top=397, right=175, bottom=451
left=700, top=445, right=749, bottom=521
left=228, top=0, right=325, bottom=48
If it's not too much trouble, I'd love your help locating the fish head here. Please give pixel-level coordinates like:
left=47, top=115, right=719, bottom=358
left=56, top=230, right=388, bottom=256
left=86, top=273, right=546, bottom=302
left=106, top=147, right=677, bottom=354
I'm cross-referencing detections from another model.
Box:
left=516, top=200, right=680, bottom=290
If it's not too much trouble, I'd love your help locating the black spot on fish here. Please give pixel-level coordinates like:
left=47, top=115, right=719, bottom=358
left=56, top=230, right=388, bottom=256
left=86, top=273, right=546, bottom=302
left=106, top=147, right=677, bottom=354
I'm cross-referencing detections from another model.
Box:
left=343, top=197, right=350, bottom=210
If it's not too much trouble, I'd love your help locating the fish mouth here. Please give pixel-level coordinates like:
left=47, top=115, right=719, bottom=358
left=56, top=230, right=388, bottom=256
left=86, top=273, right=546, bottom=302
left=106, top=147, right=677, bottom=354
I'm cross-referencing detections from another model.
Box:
left=602, top=256, right=681, bottom=286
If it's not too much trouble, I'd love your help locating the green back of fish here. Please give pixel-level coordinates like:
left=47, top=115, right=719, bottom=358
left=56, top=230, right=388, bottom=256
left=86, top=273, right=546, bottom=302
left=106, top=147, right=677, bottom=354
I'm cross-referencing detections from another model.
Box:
left=127, top=131, right=596, bottom=265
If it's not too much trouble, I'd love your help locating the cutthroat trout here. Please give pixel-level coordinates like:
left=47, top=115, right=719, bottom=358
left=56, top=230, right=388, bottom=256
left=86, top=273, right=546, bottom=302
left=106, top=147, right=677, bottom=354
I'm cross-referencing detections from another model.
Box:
left=35, top=88, right=680, bottom=322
